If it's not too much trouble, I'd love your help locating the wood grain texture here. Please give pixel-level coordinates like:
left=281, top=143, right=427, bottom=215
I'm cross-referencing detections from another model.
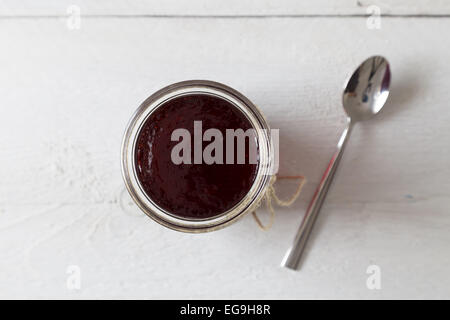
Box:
left=0, top=9, right=449, bottom=298
left=1, top=0, right=450, bottom=16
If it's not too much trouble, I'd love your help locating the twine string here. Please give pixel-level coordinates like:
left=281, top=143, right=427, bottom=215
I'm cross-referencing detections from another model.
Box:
left=251, top=175, right=306, bottom=231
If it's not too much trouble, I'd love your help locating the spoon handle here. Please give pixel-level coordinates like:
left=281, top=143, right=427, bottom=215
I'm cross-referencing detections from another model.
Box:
left=281, top=120, right=353, bottom=270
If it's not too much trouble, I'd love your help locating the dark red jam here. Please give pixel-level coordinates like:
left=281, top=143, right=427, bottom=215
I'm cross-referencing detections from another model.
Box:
left=135, top=94, right=259, bottom=219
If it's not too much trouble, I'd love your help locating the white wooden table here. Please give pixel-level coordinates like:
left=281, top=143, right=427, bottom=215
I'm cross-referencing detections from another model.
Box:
left=1, top=1, right=449, bottom=299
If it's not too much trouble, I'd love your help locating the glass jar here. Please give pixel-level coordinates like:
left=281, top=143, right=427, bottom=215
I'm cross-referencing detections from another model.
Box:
left=121, top=80, right=274, bottom=233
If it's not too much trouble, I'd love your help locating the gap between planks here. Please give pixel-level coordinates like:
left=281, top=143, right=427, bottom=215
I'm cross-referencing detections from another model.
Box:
left=1, top=14, right=450, bottom=20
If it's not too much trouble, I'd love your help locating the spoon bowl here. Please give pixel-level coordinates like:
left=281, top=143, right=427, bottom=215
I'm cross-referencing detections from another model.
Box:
left=343, top=56, right=391, bottom=122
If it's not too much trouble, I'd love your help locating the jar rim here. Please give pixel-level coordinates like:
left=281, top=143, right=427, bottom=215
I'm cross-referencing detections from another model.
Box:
left=121, top=80, right=274, bottom=233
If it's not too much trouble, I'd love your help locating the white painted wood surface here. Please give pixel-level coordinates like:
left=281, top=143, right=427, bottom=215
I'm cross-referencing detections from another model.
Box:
left=0, top=2, right=450, bottom=299
left=1, top=0, right=450, bottom=16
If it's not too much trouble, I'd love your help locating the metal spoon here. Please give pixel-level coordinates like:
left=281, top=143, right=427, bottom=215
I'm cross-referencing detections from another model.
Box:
left=281, top=56, right=391, bottom=270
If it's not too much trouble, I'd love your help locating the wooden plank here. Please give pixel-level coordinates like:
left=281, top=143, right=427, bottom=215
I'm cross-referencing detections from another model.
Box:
left=1, top=0, right=450, bottom=16
left=0, top=17, right=449, bottom=298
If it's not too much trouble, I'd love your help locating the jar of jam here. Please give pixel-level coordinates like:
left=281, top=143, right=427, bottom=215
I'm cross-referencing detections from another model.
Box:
left=121, top=80, right=274, bottom=232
